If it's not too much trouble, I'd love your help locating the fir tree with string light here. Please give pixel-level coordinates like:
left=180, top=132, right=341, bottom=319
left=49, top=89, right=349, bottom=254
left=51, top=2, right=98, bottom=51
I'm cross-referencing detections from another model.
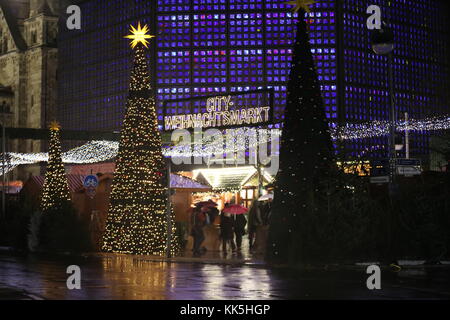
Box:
left=39, top=121, right=91, bottom=253
left=40, top=121, right=71, bottom=212
left=267, top=0, right=335, bottom=264
left=102, top=23, right=179, bottom=255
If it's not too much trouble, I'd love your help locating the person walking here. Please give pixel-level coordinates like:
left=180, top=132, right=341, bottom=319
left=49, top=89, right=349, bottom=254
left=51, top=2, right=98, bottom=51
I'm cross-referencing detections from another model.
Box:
left=207, top=204, right=219, bottom=225
left=247, top=200, right=261, bottom=250
left=220, top=204, right=235, bottom=254
left=255, top=197, right=272, bottom=254
left=191, top=206, right=207, bottom=257
left=261, top=197, right=273, bottom=226
left=232, top=211, right=247, bottom=251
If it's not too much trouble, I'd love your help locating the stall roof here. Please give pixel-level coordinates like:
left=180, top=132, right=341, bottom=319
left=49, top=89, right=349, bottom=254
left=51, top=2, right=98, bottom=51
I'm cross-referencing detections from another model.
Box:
left=192, top=166, right=273, bottom=190
left=170, top=173, right=211, bottom=190
left=26, top=173, right=210, bottom=193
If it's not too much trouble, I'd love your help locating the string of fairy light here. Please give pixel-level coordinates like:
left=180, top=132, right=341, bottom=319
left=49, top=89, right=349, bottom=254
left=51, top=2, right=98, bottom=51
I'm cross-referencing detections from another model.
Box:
left=101, top=22, right=180, bottom=256
left=1, top=115, right=449, bottom=175
left=40, top=121, right=71, bottom=212
left=330, top=116, right=450, bottom=141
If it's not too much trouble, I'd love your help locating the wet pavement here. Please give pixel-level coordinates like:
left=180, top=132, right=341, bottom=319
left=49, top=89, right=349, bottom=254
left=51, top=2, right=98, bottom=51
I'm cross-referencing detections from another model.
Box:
left=1, top=252, right=450, bottom=300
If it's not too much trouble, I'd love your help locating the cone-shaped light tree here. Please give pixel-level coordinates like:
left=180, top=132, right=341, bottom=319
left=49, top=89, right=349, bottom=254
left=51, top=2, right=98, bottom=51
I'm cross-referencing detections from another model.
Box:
left=40, top=121, right=71, bottom=212
left=102, top=23, right=179, bottom=255
left=267, top=0, right=335, bottom=264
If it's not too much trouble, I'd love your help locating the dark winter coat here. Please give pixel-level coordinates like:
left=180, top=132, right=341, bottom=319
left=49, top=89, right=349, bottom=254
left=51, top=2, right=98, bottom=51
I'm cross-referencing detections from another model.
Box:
left=191, top=208, right=206, bottom=236
left=232, top=214, right=247, bottom=235
left=207, top=207, right=219, bottom=224
left=260, top=202, right=272, bottom=225
left=220, top=213, right=234, bottom=240
left=248, top=200, right=262, bottom=233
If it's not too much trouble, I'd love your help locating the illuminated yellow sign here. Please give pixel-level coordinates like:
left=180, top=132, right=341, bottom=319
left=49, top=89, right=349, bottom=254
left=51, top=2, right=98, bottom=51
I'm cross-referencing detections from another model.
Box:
left=164, top=95, right=271, bottom=131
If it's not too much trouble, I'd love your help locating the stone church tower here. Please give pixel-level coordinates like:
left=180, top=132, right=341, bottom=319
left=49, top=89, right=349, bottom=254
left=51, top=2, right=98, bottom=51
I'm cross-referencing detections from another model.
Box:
left=0, top=0, right=59, bottom=180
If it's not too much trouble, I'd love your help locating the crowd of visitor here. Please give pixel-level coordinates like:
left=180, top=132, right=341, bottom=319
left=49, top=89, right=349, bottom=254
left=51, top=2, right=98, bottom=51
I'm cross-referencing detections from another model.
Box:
left=189, top=197, right=272, bottom=257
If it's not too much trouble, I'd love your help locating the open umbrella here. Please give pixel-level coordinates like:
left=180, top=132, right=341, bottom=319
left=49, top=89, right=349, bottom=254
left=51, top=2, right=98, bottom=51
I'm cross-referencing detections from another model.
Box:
left=258, top=193, right=274, bottom=201
left=222, top=204, right=248, bottom=215
left=195, top=199, right=218, bottom=208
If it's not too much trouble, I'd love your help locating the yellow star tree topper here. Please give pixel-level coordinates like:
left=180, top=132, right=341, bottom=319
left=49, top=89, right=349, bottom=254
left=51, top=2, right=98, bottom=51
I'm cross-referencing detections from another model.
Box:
left=49, top=120, right=61, bottom=131
left=124, top=22, right=155, bottom=49
left=284, top=0, right=317, bottom=13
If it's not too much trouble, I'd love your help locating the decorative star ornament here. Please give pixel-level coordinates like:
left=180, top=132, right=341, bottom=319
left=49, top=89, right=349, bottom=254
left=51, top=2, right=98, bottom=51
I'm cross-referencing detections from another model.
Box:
left=49, top=121, right=61, bottom=131
left=124, top=22, right=155, bottom=49
left=284, top=0, right=317, bottom=13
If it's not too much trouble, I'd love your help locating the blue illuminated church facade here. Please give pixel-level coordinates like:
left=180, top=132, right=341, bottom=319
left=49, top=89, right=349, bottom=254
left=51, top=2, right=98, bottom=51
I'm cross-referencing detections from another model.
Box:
left=58, top=0, right=449, bottom=160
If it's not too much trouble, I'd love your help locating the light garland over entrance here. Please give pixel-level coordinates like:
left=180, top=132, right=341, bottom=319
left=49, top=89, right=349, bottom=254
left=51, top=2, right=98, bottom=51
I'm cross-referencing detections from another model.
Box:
left=1, top=116, right=449, bottom=176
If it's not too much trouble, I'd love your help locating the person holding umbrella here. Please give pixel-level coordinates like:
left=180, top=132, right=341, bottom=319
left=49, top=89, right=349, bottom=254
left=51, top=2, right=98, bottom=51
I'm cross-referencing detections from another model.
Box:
left=220, top=203, right=236, bottom=254
left=191, top=205, right=207, bottom=257
left=205, top=199, right=219, bottom=225
left=222, top=203, right=248, bottom=252
left=233, top=209, right=247, bottom=252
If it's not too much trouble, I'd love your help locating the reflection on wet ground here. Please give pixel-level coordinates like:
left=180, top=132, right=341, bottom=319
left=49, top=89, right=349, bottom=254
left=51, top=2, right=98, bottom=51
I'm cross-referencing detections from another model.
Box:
left=1, top=253, right=450, bottom=300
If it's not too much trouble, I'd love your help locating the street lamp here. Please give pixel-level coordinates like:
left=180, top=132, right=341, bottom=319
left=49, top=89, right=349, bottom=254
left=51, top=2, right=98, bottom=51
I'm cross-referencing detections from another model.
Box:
left=371, top=22, right=397, bottom=193
left=371, top=22, right=399, bottom=265
left=371, top=23, right=395, bottom=55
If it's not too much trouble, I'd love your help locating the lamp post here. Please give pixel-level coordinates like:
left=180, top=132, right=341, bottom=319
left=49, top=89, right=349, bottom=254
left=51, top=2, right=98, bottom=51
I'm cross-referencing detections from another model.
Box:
left=371, top=22, right=400, bottom=265
left=371, top=22, right=397, bottom=194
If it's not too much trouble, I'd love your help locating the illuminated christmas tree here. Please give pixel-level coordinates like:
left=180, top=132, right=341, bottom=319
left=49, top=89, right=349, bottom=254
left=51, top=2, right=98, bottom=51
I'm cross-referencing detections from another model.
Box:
left=40, top=121, right=71, bottom=212
left=102, top=23, right=179, bottom=255
left=267, top=1, right=335, bottom=264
